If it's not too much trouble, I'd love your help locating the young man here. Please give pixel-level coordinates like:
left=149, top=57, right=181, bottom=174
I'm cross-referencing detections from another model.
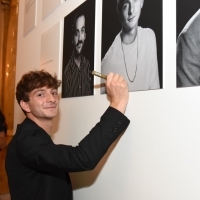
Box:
left=101, top=0, right=160, bottom=93
left=5, top=70, right=130, bottom=200
left=62, top=8, right=92, bottom=98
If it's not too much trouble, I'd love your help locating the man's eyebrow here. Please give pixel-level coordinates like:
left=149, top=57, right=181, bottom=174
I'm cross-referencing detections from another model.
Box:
left=33, top=88, right=46, bottom=94
left=36, top=88, right=46, bottom=91
left=122, top=0, right=129, bottom=5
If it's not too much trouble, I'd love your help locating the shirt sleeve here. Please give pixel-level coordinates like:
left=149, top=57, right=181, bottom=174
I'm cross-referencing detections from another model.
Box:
left=16, top=107, right=130, bottom=173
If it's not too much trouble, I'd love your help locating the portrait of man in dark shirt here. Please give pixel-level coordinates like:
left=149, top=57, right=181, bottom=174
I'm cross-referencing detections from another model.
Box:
left=176, top=0, right=200, bottom=88
left=62, top=1, right=95, bottom=98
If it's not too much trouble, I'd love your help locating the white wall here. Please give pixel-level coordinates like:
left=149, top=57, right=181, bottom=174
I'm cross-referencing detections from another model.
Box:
left=15, top=0, right=200, bottom=199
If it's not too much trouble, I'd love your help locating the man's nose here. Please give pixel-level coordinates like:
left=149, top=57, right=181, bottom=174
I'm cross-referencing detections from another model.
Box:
left=129, top=2, right=135, bottom=14
left=78, top=32, right=81, bottom=41
left=79, top=33, right=83, bottom=41
left=46, top=93, right=56, bottom=102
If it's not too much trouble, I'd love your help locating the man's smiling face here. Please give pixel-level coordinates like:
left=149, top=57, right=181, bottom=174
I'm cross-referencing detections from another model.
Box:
left=73, top=15, right=86, bottom=57
left=119, top=0, right=143, bottom=32
left=21, top=87, right=59, bottom=120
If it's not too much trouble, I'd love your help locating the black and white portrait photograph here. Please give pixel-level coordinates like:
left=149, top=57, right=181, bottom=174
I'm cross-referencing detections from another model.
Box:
left=176, top=0, right=200, bottom=88
left=62, top=0, right=95, bottom=98
left=101, top=0, right=163, bottom=93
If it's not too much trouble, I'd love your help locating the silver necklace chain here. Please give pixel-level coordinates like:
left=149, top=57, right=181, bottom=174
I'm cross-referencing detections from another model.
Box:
left=120, top=33, right=138, bottom=83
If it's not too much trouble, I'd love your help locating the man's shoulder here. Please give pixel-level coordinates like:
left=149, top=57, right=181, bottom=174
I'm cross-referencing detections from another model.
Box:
left=81, top=55, right=91, bottom=67
left=66, top=54, right=75, bottom=68
left=21, top=118, right=40, bottom=129
left=139, top=27, right=155, bottom=37
left=104, top=32, right=121, bottom=52
left=138, top=27, right=156, bottom=46
left=179, top=9, right=200, bottom=38
left=102, top=32, right=121, bottom=61
left=15, top=118, right=44, bottom=138
left=111, top=32, right=121, bottom=47
left=81, top=54, right=90, bottom=62
left=63, top=54, right=76, bottom=77
left=184, top=9, right=200, bottom=30
left=7, top=118, right=43, bottom=150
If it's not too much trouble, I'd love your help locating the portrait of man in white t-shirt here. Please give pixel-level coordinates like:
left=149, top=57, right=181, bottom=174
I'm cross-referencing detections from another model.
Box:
left=101, top=0, right=162, bottom=93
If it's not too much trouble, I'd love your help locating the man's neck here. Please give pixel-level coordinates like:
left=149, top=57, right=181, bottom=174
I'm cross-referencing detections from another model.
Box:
left=27, top=114, right=53, bottom=135
left=121, top=26, right=138, bottom=45
left=74, top=54, right=81, bottom=68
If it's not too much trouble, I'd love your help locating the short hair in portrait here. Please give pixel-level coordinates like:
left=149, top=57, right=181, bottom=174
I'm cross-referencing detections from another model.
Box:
left=101, top=0, right=163, bottom=93
left=62, top=0, right=95, bottom=98
left=176, top=0, right=200, bottom=88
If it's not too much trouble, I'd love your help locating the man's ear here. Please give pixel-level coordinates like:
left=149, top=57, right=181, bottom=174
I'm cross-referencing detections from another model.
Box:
left=20, top=100, right=31, bottom=113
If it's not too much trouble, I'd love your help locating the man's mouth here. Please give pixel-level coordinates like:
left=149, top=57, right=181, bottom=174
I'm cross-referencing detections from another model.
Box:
left=45, top=105, right=57, bottom=109
left=77, top=44, right=82, bottom=49
left=128, top=16, right=135, bottom=21
left=77, top=42, right=83, bottom=48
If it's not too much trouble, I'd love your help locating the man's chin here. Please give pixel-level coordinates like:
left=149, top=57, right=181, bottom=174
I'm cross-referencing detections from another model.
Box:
left=75, top=49, right=83, bottom=57
left=45, top=111, right=58, bottom=119
left=44, top=114, right=57, bottom=120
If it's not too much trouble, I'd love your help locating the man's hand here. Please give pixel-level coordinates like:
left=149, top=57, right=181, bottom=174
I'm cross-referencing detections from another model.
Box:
left=106, top=73, right=129, bottom=114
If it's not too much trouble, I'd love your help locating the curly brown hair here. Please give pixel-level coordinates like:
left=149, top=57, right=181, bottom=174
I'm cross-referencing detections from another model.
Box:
left=16, top=70, right=61, bottom=105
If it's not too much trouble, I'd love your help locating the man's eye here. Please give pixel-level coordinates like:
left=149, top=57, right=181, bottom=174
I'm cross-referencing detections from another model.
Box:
left=123, top=4, right=128, bottom=10
left=75, top=31, right=79, bottom=36
left=52, top=91, right=58, bottom=95
left=37, top=93, right=44, bottom=97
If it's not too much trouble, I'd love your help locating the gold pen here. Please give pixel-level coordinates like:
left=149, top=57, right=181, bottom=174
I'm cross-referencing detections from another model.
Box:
left=92, top=71, right=107, bottom=80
